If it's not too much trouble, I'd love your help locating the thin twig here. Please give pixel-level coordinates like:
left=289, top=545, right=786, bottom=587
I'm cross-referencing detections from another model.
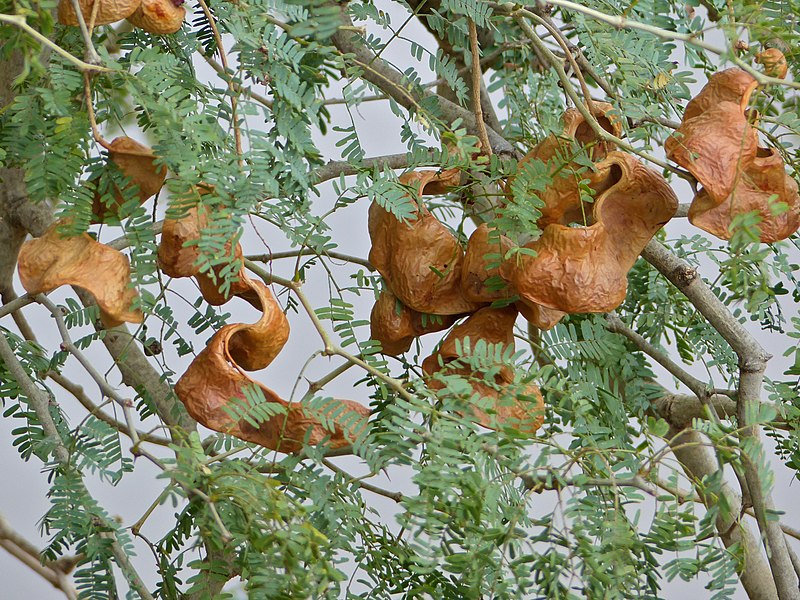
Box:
left=527, top=0, right=799, bottom=90
left=246, top=249, right=373, bottom=271
left=36, top=295, right=141, bottom=448
left=468, top=18, right=492, bottom=156
left=0, top=15, right=110, bottom=73
left=195, top=0, right=243, bottom=157
left=83, top=73, right=113, bottom=151
left=321, top=458, right=404, bottom=503
left=66, top=0, right=102, bottom=65
left=49, top=372, right=171, bottom=446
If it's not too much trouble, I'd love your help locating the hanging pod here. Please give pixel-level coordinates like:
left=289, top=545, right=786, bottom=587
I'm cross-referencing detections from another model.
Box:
left=127, top=0, right=186, bottom=34
left=174, top=279, right=368, bottom=453
left=502, top=152, right=678, bottom=314
left=665, top=68, right=800, bottom=242
left=158, top=201, right=262, bottom=309
left=422, top=305, right=544, bottom=435
left=161, top=198, right=368, bottom=454
left=369, top=289, right=458, bottom=356
left=512, top=102, right=623, bottom=229
left=58, top=0, right=139, bottom=26
left=461, top=223, right=565, bottom=329
left=368, top=169, right=483, bottom=315
left=92, top=137, right=167, bottom=223
left=17, top=224, right=143, bottom=327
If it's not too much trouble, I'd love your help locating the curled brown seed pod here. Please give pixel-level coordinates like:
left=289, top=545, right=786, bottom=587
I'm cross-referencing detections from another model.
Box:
left=18, top=224, right=143, bottom=327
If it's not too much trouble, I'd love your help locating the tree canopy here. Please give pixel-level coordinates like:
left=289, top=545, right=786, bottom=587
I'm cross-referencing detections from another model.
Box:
left=1, top=0, right=800, bottom=598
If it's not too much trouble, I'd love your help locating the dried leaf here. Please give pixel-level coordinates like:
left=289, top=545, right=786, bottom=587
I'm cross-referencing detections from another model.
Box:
left=17, top=224, right=142, bottom=327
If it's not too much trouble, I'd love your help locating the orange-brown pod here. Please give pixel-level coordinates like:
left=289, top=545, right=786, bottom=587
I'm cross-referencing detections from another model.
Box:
left=127, top=0, right=185, bottom=34
left=422, top=306, right=544, bottom=435
left=503, top=152, right=678, bottom=314
left=370, top=289, right=457, bottom=355
left=18, top=225, right=143, bottom=327
left=368, top=169, right=483, bottom=315
left=58, top=0, right=140, bottom=26
left=93, top=137, right=166, bottom=222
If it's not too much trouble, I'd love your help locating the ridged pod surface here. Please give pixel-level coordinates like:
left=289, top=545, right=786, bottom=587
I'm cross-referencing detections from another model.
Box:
left=666, top=68, right=800, bottom=242
left=503, top=152, right=678, bottom=314
left=127, top=0, right=185, bottom=34
left=18, top=225, right=142, bottom=327
left=423, top=306, right=544, bottom=435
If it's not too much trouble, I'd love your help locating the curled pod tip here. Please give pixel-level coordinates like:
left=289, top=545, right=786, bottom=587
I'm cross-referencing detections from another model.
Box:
left=127, top=0, right=186, bottom=34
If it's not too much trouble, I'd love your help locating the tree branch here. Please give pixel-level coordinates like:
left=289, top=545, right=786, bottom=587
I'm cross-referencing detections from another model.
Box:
left=331, top=9, right=514, bottom=155
left=643, top=240, right=798, bottom=599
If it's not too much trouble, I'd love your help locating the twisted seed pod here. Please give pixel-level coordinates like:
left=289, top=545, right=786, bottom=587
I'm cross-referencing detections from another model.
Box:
left=666, top=68, right=800, bottom=242
left=755, top=48, right=788, bottom=79
left=423, top=306, right=544, bottom=435
left=18, top=225, right=142, bottom=327
left=161, top=198, right=368, bottom=454
left=92, top=137, right=166, bottom=223
left=503, top=152, right=678, bottom=314
left=512, top=102, right=622, bottom=229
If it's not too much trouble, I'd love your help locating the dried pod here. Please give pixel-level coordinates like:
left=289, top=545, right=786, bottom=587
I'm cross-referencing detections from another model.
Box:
left=667, top=68, right=800, bottom=242
left=688, top=147, right=800, bottom=242
left=158, top=204, right=260, bottom=308
left=58, top=0, right=140, bottom=26
left=665, top=73, right=759, bottom=201
left=160, top=192, right=370, bottom=454
left=17, top=225, right=142, bottom=327
left=681, top=68, right=758, bottom=121
left=370, top=290, right=457, bottom=355
left=516, top=300, right=565, bottom=330
left=127, top=0, right=185, bottom=34
left=503, top=152, right=678, bottom=314
left=93, top=137, right=166, bottom=222
left=175, top=322, right=368, bottom=454
left=755, top=48, right=788, bottom=79
left=514, top=102, right=622, bottom=228
left=461, top=224, right=515, bottom=303
left=368, top=170, right=483, bottom=315
left=422, top=306, right=544, bottom=435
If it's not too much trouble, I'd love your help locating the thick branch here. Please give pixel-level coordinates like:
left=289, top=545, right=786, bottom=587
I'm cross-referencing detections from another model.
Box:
left=669, top=426, right=779, bottom=600
left=643, top=240, right=798, bottom=599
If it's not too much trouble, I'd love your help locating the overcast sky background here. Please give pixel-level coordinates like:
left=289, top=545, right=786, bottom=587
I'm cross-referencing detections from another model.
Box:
left=2, top=2, right=799, bottom=597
